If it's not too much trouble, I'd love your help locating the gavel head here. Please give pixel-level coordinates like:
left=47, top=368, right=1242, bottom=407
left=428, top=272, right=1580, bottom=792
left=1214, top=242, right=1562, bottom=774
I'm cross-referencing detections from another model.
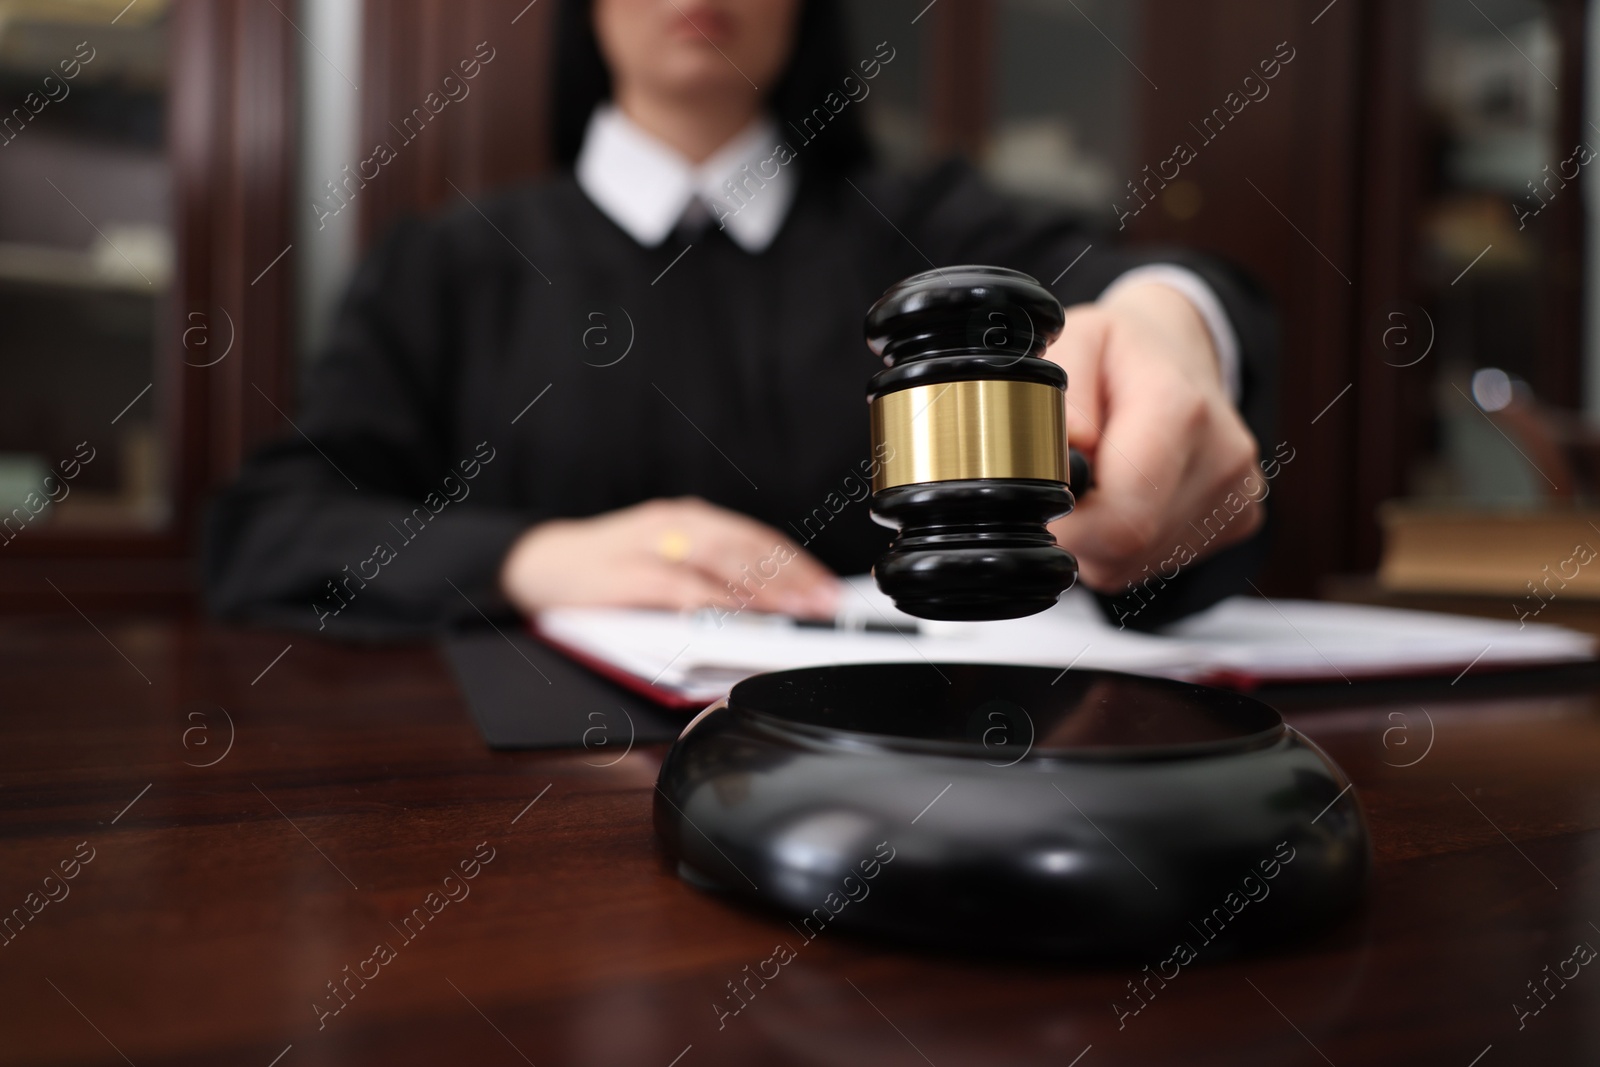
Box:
left=865, top=266, right=1078, bottom=621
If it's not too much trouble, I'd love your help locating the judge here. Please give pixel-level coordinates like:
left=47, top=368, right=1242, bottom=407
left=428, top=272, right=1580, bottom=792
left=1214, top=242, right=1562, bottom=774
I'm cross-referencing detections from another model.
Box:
left=205, top=0, right=1274, bottom=637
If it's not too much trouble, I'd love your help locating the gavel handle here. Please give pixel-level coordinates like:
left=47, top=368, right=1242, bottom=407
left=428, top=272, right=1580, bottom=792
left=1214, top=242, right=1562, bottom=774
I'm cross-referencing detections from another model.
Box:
left=1068, top=448, right=1094, bottom=500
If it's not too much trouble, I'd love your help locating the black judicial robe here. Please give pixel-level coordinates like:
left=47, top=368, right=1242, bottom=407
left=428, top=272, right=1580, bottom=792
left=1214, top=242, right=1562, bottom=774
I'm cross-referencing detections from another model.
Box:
left=204, top=160, right=1277, bottom=638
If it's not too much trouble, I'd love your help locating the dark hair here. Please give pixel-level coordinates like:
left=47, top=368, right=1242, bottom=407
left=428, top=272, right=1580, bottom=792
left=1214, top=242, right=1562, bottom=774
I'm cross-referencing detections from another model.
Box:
left=553, top=0, right=873, bottom=176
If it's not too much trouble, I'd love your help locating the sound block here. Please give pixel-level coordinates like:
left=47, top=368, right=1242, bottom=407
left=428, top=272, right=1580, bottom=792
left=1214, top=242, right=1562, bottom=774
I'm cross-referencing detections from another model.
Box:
left=654, top=663, right=1368, bottom=957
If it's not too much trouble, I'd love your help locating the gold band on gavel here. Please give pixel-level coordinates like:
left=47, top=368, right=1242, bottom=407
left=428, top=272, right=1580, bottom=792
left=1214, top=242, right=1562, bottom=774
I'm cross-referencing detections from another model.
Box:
left=869, top=379, right=1069, bottom=492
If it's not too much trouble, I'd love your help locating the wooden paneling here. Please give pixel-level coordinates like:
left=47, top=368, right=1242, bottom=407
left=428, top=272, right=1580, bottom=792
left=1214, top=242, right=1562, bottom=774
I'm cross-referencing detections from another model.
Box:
left=188, top=0, right=300, bottom=489
left=1350, top=0, right=1427, bottom=569
left=1131, top=0, right=1366, bottom=593
left=926, top=0, right=995, bottom=159
left=1542, top=0, right=1589, bottom=406
left=356, top=0, right=557, bottom=248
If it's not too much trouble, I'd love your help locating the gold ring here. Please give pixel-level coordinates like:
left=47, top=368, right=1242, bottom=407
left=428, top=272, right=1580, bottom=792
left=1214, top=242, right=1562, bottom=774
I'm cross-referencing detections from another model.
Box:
left=657, top=529, right=692, bottom=564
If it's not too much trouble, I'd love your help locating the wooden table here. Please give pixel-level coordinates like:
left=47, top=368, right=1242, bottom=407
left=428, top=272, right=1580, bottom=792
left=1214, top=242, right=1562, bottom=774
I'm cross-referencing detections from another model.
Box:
left=3, top=614, right=1599, bottom=1066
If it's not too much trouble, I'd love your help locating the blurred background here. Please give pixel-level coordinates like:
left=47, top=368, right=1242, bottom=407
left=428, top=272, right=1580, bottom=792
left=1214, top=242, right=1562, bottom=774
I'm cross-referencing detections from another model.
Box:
left=0, top=0, right=1594, bottom=622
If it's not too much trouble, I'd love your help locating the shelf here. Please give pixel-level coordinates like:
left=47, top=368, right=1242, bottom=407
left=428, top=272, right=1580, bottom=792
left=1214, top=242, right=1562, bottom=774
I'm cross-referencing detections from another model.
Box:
left=0, top=239, right=168, bottom=294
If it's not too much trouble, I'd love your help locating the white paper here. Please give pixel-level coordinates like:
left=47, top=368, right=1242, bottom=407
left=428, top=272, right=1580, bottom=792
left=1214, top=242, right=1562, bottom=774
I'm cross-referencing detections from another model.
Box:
left=535, top=575, right=1596, bottom=704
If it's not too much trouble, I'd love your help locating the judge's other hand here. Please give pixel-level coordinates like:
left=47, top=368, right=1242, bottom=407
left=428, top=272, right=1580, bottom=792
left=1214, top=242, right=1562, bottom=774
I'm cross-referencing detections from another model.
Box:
left=1045, top=281, right=1263, bottom=594
left=500, top=496, right=841, bottom=619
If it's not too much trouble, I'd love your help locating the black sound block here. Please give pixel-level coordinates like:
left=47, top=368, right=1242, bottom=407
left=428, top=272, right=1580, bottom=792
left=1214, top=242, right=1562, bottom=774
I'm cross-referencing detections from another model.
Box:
left=653, top=663, right=1369, bottom=957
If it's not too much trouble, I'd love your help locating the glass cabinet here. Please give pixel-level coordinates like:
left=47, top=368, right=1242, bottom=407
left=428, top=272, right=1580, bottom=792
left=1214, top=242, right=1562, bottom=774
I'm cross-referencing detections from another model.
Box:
left=0, top=2, right=171, bottom=534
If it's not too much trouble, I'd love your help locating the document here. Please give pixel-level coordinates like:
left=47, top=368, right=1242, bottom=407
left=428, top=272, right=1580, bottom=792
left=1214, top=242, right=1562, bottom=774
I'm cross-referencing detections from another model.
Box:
left=534, top=576, right=1596, bottom=706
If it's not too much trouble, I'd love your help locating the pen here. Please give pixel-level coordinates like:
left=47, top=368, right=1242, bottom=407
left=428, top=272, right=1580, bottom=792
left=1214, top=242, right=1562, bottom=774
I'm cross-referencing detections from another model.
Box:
left=796, top=617, right=921, bottom=635
left=689, top=609, right=920, bottom=635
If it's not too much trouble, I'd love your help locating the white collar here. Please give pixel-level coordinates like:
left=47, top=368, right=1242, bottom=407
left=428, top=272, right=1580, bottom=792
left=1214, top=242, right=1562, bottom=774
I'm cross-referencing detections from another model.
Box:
left=575, top=104, right=796, bottom=253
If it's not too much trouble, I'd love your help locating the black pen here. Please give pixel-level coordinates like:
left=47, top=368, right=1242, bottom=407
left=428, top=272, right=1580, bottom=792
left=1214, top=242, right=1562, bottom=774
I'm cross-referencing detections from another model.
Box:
left=690, top=608, right=920, bottom=635
left=796, top=617, right=920, bottom=635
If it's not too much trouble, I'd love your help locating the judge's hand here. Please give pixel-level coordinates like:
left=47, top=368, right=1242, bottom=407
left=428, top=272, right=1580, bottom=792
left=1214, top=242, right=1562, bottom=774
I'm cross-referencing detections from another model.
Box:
left=1046, top=281, right=1263, bottom=593
left=500, top=496, right=841, bottom=618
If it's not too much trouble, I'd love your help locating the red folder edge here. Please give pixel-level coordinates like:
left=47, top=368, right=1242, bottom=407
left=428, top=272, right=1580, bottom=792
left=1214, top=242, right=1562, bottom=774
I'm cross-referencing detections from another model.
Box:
left=530, top=620, right=713, bottom=711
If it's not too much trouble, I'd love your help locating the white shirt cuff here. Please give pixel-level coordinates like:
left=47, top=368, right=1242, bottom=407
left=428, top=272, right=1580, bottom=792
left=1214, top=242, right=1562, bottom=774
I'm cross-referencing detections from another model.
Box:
left=1099, top=264, right=1242, bottom=405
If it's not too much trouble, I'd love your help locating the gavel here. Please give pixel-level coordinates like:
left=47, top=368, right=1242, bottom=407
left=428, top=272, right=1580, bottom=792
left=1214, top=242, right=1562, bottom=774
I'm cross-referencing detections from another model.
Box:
left=866, top=266, right=1090, bottom=621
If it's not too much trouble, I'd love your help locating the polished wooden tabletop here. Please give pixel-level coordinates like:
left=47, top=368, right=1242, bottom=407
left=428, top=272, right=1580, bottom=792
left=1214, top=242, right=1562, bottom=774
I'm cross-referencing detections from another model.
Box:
left=3, top=613, right=1599, bottom=1067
